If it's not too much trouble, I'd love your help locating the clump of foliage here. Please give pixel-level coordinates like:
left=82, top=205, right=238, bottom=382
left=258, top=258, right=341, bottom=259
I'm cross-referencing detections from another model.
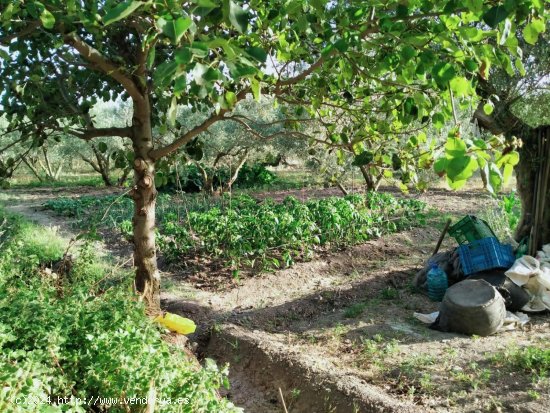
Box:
left=159, top=163, right=276, bottom=193
left=481, top=191, right=522, bottom=241
left=503, top=346, right=550, bottom=380
left=46, top=192, right=426, bottom=273
left=0, top=209, right=240, bottom=413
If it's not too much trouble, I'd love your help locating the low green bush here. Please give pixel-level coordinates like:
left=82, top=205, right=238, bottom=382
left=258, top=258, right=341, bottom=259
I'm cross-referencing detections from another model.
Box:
left=158, top=163, right=276, bottom=193
left=0, top=210, right=240, bottom=413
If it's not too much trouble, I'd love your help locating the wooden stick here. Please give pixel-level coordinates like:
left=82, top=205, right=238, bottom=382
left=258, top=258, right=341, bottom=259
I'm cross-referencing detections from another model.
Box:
left=432, top=219, right=452, bottom=256
left=278, top=387, right=289, bottom=413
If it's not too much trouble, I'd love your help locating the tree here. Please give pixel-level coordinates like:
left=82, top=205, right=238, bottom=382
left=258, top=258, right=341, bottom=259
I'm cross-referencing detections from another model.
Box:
left=473, top=27, right=550, bottom=252
left=0, top=1, right=546, bottom=310
left=157, top=98, right=306, bottom=194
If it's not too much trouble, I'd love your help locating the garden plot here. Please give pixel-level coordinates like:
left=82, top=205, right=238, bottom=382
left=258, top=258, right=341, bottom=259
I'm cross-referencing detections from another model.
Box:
left=6, top=185, right=547, bottom=412
left=160, top=190, right=550, bottom=413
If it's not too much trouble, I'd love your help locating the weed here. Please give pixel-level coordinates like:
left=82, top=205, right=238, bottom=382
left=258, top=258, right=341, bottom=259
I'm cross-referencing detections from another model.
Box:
left=451, top=362, right=492, bottom=390
left=527, top=389, right=540, bottom=400
left=344, top=302, right=367, bottom=318
left=499, top=346, right=550, bottom=380
left=0, top=209, right=238, bottom=413
left=380, top=286, right=399, bottom=300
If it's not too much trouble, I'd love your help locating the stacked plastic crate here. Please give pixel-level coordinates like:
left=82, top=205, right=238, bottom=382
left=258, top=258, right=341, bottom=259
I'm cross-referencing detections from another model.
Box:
left=449, top=215, right=515, bottom=276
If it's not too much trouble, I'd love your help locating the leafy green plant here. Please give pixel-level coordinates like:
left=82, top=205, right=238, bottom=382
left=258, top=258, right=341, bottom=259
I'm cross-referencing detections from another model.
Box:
left=0, top=209, right=240, bottom=413
left=504, top=346, right=550, bottom=379
left=45, top=192, right=427, bottom=275
left=501, top=191, right=521, bottom=232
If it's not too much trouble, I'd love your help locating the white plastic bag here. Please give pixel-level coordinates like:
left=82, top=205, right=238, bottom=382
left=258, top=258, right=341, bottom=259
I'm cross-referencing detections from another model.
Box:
left=505, top=256, right=540, bottom=286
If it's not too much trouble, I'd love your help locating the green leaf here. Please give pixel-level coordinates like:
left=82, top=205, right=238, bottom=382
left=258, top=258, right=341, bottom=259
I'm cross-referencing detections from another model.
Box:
left=522, top=18, right=546, bottom=45
left=496, top=150, right=520, bottom=168
left=465, top=0, right=483, bottom=14
left=203, top=67, right=221, bottom=82
left=483, top=101, right=494, bottom=115
left=225, top=91, right=237, bottom=108
left=400, top=45, right=416, bottom=60
left=154, top=60, right=178, bottom=87
left=488, top=163, right=503, bottom=193
left=502, top=163, right=514, bottom=184
left=432, top=113, right=445, bottom=130
left=333, top=38, right=348, bottom=52
left=447, top=156, right=478, bottom=181
left=514, top=58, right=526, bottom=76
left=146, top=46, right=156, bottom=69
left=246, top=46, right=267, bottom=63
left=167, top=96, right=177, bottom=126
left=460, top=27, right=483, bottom=42
left=473, top=139, right=487, bottom=150
left=103, top=1, right=144, bottom=26
left=40, top=8, right=55, bottom=29
left=445, top=137, right=467, bottom=158
left=98, top=142, right=108, bottom=153
left=226, top=0, right=248, bottom=33
left=449, top=77, right=472, bottom=98
left=251, top=78, right=261, bottom=101
left=447, top=177, right=467, bottom=190
left=190, top=42, right=209, bottom=58
left=174, top=76, right=187, bottom=95
left=464, top=58, right=478, bottom=72
left=157, top=16, right=192, bottom=44
left=434, top=158, right=447, bottom=176
left=432, top=62, right=456, bottom=87
left=482, top=5, right=509, bottom=28
left=352, top=151, right=374, bottom=166
left=195, top=0, right=218, bottom=7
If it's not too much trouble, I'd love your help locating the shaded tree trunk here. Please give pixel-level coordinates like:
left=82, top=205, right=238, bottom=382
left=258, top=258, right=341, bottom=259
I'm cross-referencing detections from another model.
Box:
left=22, top=157, right=44, bottom=182
left=131, top=98, right=160, bottom=313
left=475, top=103, right=550, bottom=251
left=81, top=143, right=114, bottom=186
left=359, top=165, right=376, bottom=191
left=514, top=127, right=550, bottom=252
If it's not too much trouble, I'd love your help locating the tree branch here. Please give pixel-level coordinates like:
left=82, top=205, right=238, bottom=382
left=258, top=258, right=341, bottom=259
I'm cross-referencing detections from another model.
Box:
left=64, top=33, right=144, bottom=103
left=0, top=21, right=41, bottom=45
left=65, top=126, right=133, bottom=140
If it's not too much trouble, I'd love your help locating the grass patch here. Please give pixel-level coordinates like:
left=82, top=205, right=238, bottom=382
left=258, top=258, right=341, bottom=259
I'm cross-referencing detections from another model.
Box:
left=499, top=346, right=550, bottom=380
left=344, top=302, right=368, bottom=318
left=9, top=174, right=106, bottom=189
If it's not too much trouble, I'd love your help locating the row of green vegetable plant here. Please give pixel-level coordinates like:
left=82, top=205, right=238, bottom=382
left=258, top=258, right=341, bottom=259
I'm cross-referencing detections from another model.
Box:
left=45, top=192, right=427, bottom=274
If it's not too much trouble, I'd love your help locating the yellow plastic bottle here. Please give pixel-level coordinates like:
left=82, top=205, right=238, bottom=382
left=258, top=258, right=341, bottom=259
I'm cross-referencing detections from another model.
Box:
left=154, top=312, right=196, bottom=335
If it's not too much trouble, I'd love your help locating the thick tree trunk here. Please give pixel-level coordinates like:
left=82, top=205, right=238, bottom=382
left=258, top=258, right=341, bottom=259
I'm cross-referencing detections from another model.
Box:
left=131, top=99, right=160, bottom=313
left=515, top=126, right=550, bottom=252
left=475, top=100, right=550, bottom=251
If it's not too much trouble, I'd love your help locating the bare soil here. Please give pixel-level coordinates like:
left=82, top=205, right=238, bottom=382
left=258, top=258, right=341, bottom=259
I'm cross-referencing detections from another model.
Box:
left=4, top=181, right=549, bottom=413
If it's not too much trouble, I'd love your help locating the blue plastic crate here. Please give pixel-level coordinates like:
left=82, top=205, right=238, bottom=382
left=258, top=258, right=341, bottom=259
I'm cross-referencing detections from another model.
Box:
left=458, top=237, right=515, bottom=275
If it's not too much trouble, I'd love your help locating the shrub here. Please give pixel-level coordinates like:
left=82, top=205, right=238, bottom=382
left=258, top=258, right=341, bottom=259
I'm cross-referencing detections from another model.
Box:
left=0, top=209, right=240, bottom=413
